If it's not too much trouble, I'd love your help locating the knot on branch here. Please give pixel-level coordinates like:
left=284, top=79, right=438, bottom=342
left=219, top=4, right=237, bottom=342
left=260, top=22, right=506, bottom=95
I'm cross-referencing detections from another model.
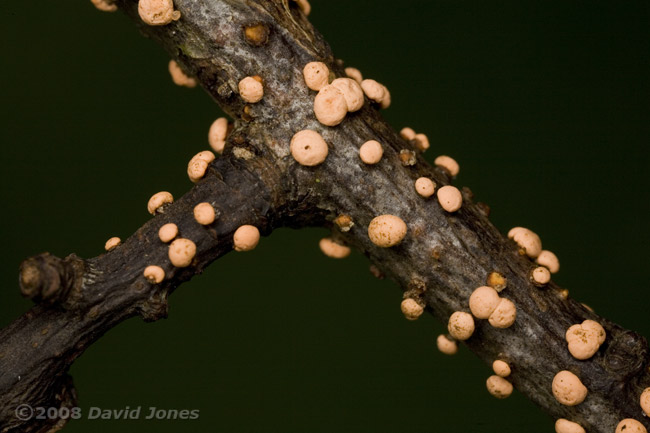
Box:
left=138, top=288, right=169, bottom=322
left=19, top=253, right=84, bottom=306
left=603, top=328, right=649, bottom=380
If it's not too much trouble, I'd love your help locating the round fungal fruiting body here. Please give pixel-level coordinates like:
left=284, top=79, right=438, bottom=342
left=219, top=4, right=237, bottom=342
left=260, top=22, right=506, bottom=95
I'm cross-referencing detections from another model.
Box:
left=400, top=127, right=416, bottom=141
left=581, top=320, right=606, bottom=345
left=91, top=0, right=117, bottom=12
left=401, top=298, right=424, bottom=321
left=434, top=155, right=460, bottom=177
left=437, top=185, right=463, bottom=212
left=486, top=375, right=513, bottom=399
left=303, top=62, right=329, bottom=91
left=168, top=238, right=196, bottom=268
left=531, top=266, right=551, bottom=287
left=158, top=223, right=178, bottom=243
left=413, top=133, right=430, bottom=151
left=436, top=335, right=458, bottom=355
left=192, top=150, right=216, bottom=164
left=469, top=286, right=500, bottom=319
left=488, top=298, right=517, bottom=328
left=293, top=0, right=311, bottom=15
left=537, top=250, right=560, bottom=273
left=552, top=370, right=588, bottom=406
left=447, top=311, right=475, bottom=341
left=233, top=225, right=260, bottom=252
left=331, top=78, right=364, bottom=112
left=168, top=60, right=196, bottom=87
left=238, top=76, right=264, bottom=103
left=344, top=67, right=362, bottom=84
left=138, top=0, right=180, bottom=25
left=243, top=23, right=270, bottom=46
left=208, top=117, right=229, bottom=154
left=147, top=191, right=174, bottom=215
left=314, top=84, right=348, bottom=126
left=104, top=237, right=121, bottom=251
left=143, top=265, right=165, bottom=284
left=555, top=419, right=586, bottom=433
left=359, top=140, right=383, bottom=164
left=194, top=203, right=216, bottom=225
left=319, top=238, right=351, bottom=259
left=565, top=320, right=606, bottom=360
left=615, top=419, right=647, bottom=433
left=487, top=271, right=507, bottom=292
left=641, top=388, right=650, bottom=417
left=414, top=177, right=436, bottom=198
left=360, top=79, right=385, bottom=104
left=187, top=150, right=215, bottom=183
left=290, top=130, right=329, bottom=166
left=379, top=84, right=391, bottom=109
left=367, top=215, right=407, bottom=248
left=508, top=227, right=542, bottom=258
left=492, top=360, right=511, bottom=377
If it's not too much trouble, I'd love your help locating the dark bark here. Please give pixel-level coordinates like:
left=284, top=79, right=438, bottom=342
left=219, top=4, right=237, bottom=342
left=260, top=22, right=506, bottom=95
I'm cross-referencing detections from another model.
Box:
left=0, top=1, right=648, bottom=432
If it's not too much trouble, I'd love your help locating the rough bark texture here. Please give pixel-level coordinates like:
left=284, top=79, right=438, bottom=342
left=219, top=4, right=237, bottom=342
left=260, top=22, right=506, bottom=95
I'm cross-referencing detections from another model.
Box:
left=0, top=1, right=648, bottom=432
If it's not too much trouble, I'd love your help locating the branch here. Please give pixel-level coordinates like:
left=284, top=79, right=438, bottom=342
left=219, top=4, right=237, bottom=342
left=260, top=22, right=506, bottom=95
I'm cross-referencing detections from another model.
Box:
left=0, top=155, right=298, bottom=432
left=0, top=1, right=648, bottom=432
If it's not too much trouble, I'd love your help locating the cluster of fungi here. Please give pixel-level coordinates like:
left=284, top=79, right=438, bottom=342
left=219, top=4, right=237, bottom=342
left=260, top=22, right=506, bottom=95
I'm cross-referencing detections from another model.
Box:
left=81, top=1, right=650, bottom=432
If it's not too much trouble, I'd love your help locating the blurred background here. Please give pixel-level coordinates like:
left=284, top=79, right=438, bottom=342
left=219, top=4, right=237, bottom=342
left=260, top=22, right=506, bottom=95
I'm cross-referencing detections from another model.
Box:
left=0, top=1, right=648, bottom=432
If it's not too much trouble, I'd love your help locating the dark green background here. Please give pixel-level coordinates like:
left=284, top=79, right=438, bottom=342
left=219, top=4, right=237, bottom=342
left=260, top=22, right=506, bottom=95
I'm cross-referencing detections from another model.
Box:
left=1, top=1, right=648, bottom=432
